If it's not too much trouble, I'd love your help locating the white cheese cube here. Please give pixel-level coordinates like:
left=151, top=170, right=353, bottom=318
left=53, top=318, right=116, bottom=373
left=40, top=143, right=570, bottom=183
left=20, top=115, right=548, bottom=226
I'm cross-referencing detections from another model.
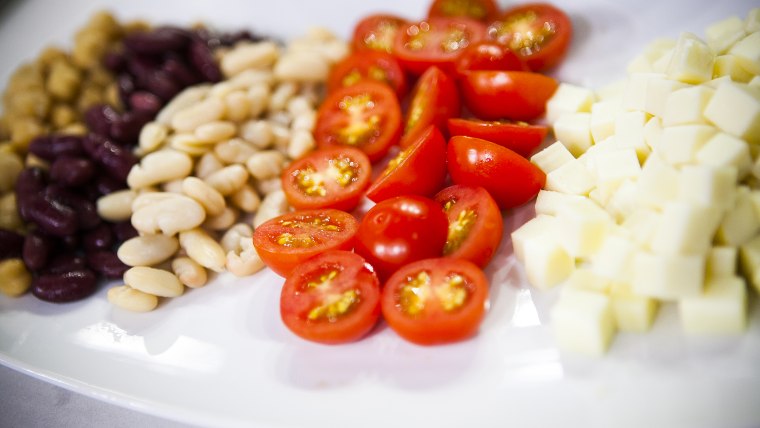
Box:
left=546, top=83, right=596, bottom=125
left=605, top=178, right=639, bottom=222
left=678, top=276, right=747, bottom=334
left=610, top=282, right=659, bottom=333
left=703, top=81, right=760, bottom=144
left=511, top=214, right=557, bottom=263
left=594, top=148, right=641, bottom=188
left=750, top=75, right=760, bottom=88
left=627, top=38, right=677, bottom=73
left=649, top=201, right=720, bottom=256
left=531, top=141, right=575, bottom=174
left=551, top=290, right=616, bottom=356
left=534, top=190, right=585, bottom=216
left=588, top=183, right=617, bottom=209
left=658, top=124, right=717, bottom=166
left=590, top=100, right=620, bottom=143
left=714, top=55, right=754, bottom=83
left=592, top=233, right=636, bottom=282
left=716, top=186, right=760, bottom=246
left=704, top=76, right=732, bottom=89
left=662, top=85, right=714, bottom=127
left=747, top=8, right=760, bottom=33
left=652, top=48, right=675, bottom=74
left=614, top=111, right=651, bottom=161
left=553, top=113, right=593, bottom=157
left=707, top=246, right=738, bottom=279
left=595, top=79, right=627, bottom=101
left=705, top=16, right=746, bottom=54
left=666, top=32, right=715, bottom=84
left=636, top=154, right=679, bottom=210
left=645, top=78, right=690, bottom=118
left=562, top=267, right=611, bottom=295
left=728, top=32, right=760, bottom=75
left=695, top=132, right=751, bottom=179
left=753, top=155, right=760, bottom=181
left=622, top=207, right=661, bottom=249
left=739, top=234, right=760, bottom=293
left=523, top=231, right=575, bottom=290
left=545, top=159, right=596, bottom=196
left=677, top=164, right=738, bottom=211
left=643, top=116, right=664, bottom=152
left=556, top=199, right=612, bottom=258
left=632, top=250, right=705, bottom=300
left=622, top=73, right=661, bottom=112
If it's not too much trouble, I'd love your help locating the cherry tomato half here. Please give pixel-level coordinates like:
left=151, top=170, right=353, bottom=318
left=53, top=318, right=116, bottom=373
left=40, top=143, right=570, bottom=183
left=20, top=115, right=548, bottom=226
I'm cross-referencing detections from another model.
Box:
left=428, top=0, right=499, bottom=22
left=352, top=14, right=408, bottom=54
left=393, top=17, right=487, bottom=75
left=455, top=41, right=528, bottom=74
left=366, top=125, right=447, bottom=203
left=327, top=51, right=409, bottom=98
left=355, top=195, right=448, bottom=281
left=447, top=135, right=546, bottom=210
left=458, top=70, right=558, bottom=121
left=381, top=257, right=489, bottom=345
left=447, top=117, right=548, bottom=158
left=281, top=147, right=372, bottom=212
left=434, top=184, right=503, bottom=267
left=401, top=65, right=460, bottom=148
left=486, top=2, right=573, bottom=72
left=253, top=209, right=359, bottom=277
left=280, top=250, right=381, bottom=344
left=315, top=80, right=402, bottom=163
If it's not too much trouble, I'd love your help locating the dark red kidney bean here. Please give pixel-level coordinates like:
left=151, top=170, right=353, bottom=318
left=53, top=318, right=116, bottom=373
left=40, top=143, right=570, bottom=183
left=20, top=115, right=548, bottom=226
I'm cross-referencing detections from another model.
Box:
left=87, top=250, right=128, bottom=278
left=28, top=135, right=85, bottom=161
left=45, top=253, right=87, bottom=274
left=32, top=269, right=97, bottom=302
left=87, top=138, right=137, bottom=182
left=94, top=172, right=127, bottom=196
left=83, top=223, right=114, bottom=252
left=112, top=221, right=138, bottom=242
left=16, top=168, right=47, bottom=222
left=49, top=156, right=95, bottom=188
left=127, top=55, right=162, bottom=86
left=189, top=40, right=222, bottom=82
left=85, top=104, right=120, bottom=137
left=43, top=184, right=100, bottom=230
left=25, top=195, right=78, bottom=237
left=129, top=91, right=163, bottom=115
left=220, top=30, right=262, bottom=46
left=60, top=233, right=80, bottom=250
left=103, top=51, right=126, bottom=73
left=123, top=27, right=191, bottom=55
left=110, top=110, right=152, bottom=143
left=22, top=231, right=55, bottom=270
left=0, top=228, right=24, bottom=260
left=143, top=70, right=180, bottom=101
left=162, top=55, right=201, bottom=86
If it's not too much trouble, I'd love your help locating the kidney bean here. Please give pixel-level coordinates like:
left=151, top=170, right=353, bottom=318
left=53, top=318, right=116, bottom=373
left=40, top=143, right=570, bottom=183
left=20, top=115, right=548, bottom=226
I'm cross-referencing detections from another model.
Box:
left=32, top=269, right=97, bottom=302
left=123, top=27, right=191, bottom=55
left=87, top=250, right=128, bottom=278
left=0, top=228, right=24, bottom=260
left=112, top=220, right=138, bottom=242
left=28, top=135, right=85, bottom=161
left=162, top=55, right=201, bottom=87
left=16, top=167, right=48, bottom=222
left=45, top=253, right=87, bottom=274
left=189, top=40, right=222, bottom=83
left=50, top=156, right=95, bottom=188
left=103, top=51, right=126, bottom=73
left=25, top=194, right=78, bottom=237
left=22, top=231, right=55, bottom=270
left=86, top=137, right=137, bottom=182
left=94, top=172, right=127, bottom=196
left=60, top=233, right=80, bottom=250
left=83, top=223, right=114, bottom=252
left=127, top=55, right=162, bottom=87
left=43, top=184, right=101, bottom=230
left=144, top=70, right=181, bottom=101
left=110, top=110, right=152, bottom=143
left=129, top=91, right=163, bottom=115
left=85, top=104, right=120, bottom=137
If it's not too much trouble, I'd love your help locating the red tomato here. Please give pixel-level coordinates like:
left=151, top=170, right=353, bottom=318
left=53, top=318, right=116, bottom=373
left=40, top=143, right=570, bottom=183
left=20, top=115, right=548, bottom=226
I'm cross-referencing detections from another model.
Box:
left=355, top=195, right=448, bottom=281
left=280, top=250, right=381, bottom=344
left=401, top=66, right=460, bottom=149
left=434, top=184, right=503, bottom=267
left=447, top=135, right=545, bottom=210
left=455, top=41, right=528, bottom=74
left=315, top=80, right=402, bottom=163
left=327, top=51, right=409, bottom=98
left=281, top=147, right=372, bottom=212
left=458, top=70, right=558, bottom=121
left=352, top=14, right=407, bottom=54
left=393, top=17, right=487, bottom=75
left=253, top=209, right=359, bottom=277
left=428, top=0, right=499, bottom=22
left=447, top=117, right=548, bottom=158
left=486, top=3, right=573, bottom=72
left=366, top=125, right=447, bottom=203
left=381, top=257, right=489, bottom=345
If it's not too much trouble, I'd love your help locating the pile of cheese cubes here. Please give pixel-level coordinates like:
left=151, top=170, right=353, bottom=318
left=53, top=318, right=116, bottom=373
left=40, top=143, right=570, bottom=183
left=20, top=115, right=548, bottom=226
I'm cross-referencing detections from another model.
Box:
left=513, top=9, right=760, bottom=356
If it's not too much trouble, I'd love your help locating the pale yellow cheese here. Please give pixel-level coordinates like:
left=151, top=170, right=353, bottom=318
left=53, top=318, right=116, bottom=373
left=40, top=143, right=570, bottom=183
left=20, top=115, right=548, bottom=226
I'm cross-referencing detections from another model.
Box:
left=666, top=32, right=715, bottom=84
left=610, top=282, right=659, bottom=333
left=703, top=81, right=760, bottom=144
left=678, top=275, right=747, bottom=334
left=551, top=289, right=616, bottom=356
left=649, top=201, right=720, bottom=256
left=676, top=164, right=738, bottom=211
left=632, top=250, right=705, bottom=300
left=553, top=112, right=593, bottom=157
left=546, top=83, right=597, bottom=125
left=728, top=31, right=760, bottom=75
left=657, top=124, right=717, bottom=166
left=739, top=234, right=760, bottom=293
left=545, top=159, right=596, bottom=195
left=662, top=85, right=714, bottom=126
left=531, top=141, right=575, bottom=174
left=695, top=132, right=752, bottom=179
left=705, top=16, right=746, bottom=54
left=707, top=246, right=738, bottom=279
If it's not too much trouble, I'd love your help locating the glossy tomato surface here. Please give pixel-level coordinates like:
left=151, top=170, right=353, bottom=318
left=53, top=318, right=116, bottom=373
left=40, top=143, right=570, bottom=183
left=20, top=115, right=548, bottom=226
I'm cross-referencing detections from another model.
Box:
left=315, top=80, right=402, bottom=163
left=401, top=65, right=460, bottom=148
left=281, top=147, right=372, bottom=212
left=352, top=14, right=408, bottom=54
left=280, top=250, right=381, bottom=344
left=252, top=209, right=359, bottom=277
left=381, top=257, right=489, bottom=345
left=447, top=117, right=547, bottom=157
left=427, top=0, right=499, bottom=22
left=355, top=195, right=448, bottom=281
left=454, top=41, right=528, bottom=74
left=327, top=51, right=409, bottom=98
left=458, top=70, right=558, bottom=121
left=447, top=135, right=545, bottom=210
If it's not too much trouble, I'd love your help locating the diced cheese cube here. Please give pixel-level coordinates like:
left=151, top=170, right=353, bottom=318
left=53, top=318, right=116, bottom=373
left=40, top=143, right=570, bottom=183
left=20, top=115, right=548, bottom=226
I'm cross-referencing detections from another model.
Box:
left=714, top=55, right=754, bottom=83
left=649, top=201, right=720, bottom=256
left=546, top=83, right=596, bottom=125
left=553, top=113, right=593, bottom=157
left=621, top=207, right=661, bottom=249
left=556, top=199, right=611, bottom=258
left=666, top=32, right=716, bottom=84
left=614, top=111, right=651, bottom=161
left=610, top=282, right=659, bottom=333
left=677, top=164, right=738, bottom=211
left=534, top=190, right=585, bottom=216
left=632, top=250, right=705, bottom=300
left=595, top=79, right=627, bottom=101
left=678, top=276, right=747, bottom=334
left=739, top=234, right=760, bottom=293
left=545, top=159, right=596, bottom=195
left=592, top=233, right=636, bottom=282
left=728, top=31, right=760, bottom=75
left=588, top=182, right=618, bottom=209
left=636, top=154, right=679, bottom=210
left=523, top=231, right=575, bottom=290
left=658, top=124, right=717, bottom=166
left=622, top=73, right=661, bottom=112
left=695, top=132, right=751, bottom=179
left=750, top=75, right=760, bottom=88
left=511, top=214, right=557, bottom=262
left=747, top=8, right=760, bottom=33
left=627, top=38, right=677, bottom=73
left=753, top=154, right=760, bottom=181
left=703, top=81, right=760, bottom=144
left=531, top=141, right=575, bottom=174
left=662, top=85, right=714, bottom=126
left=645, top=78, right=690, bottom=118
left=652, top=48, right=675, bottom=73
left=590, top=100, right=620, bottom=143
left=706, top=16, right=746, bottom=54
left=643, top=116, right=664, bottom=152
left=704, top=75, right=732, bottom=89
left=716, top=186, right=760, bottom=246
left=604, top=178, right=639, bottom=222
left=562, top=267, right=611, bottom=294
left=594, top=148, right=641, bottom=188
left=551, top=290, right=616, bottom=356
left=707, top=246, right=738, bottom=279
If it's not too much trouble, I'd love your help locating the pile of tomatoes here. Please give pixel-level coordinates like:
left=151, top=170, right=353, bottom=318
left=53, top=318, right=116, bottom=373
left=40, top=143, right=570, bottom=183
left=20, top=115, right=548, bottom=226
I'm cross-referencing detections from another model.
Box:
left=252, top=0, right=573, bottom=346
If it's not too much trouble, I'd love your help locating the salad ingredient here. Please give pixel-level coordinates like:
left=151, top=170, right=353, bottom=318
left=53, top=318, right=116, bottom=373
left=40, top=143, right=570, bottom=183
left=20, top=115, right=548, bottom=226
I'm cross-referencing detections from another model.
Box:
left=351, top=14, right=407, bottom=54
left=427, top=0, right=499, bottom=22
left=117, top=235, right=179, bottom=267
left=458, top=70, right=558, bottom=121
left=124, top=266, right=184, bottom=298
left=454, top=41, right=528, bottom=73
left=400, top=65, right=460, bottom=148
left=447, top=118, right=547, bottom=158
left=172, top=256, right=209, bottom=288
left=107, top=285, right=159, bottom=312
left=327, top=51, right=409, bottom=98
left=550, top=289, right=615, bottom=357
left=0, top=259, right=32, bottom=297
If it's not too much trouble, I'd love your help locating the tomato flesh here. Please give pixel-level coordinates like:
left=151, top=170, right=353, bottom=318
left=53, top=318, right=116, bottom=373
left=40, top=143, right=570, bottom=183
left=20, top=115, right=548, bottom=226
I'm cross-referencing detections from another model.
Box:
left=428, top=0, right=499, bottom=22
left=401, top=66, right=460, bottom=148
left=447, top=117, right=548, bottom=158
left=455, top=41, right=528, bottom=74
left=459, top=70, right=558, bottom=121
left=352, top=14, right=407, bottom=54
left=327, top=51, right=409, bottom=98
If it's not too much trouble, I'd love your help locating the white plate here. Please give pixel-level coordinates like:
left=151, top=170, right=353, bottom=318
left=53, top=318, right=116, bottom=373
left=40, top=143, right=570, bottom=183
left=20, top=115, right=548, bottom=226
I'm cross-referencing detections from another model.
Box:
left=1, top=1, right=760, bottom=427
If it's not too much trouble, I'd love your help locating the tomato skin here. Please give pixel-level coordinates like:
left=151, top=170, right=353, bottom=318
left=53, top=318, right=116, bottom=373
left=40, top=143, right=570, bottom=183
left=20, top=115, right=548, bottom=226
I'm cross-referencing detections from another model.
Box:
left=366, top=125, right=447, bottom=203
left=428, top=0, right=499, bottom=22
left=280, top=250, right=381, bottom=344
left=281, top=147, right=372, bottom=212
left=447, top=117, right=548, bottom=158
left=315, top=80, right=402, bottom=163
left=381, top=257, right=489, bottom=345
left=401, top=66, right=460, bottom=149
left=355, top=195, right=449, bottom=281
left=434, top=184, right=503, bottom=267
left=253, top=209, right=359, bottom=278
left=352, top=14, right=407, bottom=54
left=458, top=70, right=558, bottom=121
left=327, top=51, right=409, bottom=98
left=455, top=41, right=528, bottom=74
left=447, top=135, right=546, bottom=210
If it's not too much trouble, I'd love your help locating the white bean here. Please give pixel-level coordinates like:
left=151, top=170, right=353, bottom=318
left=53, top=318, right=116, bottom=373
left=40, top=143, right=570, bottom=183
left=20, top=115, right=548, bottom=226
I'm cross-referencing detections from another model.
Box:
left=131, top=194, right=206, bottom=236
left=203, top=206, right=239, bottom=231
left=230, top=184, right=261, bottom=213
left=156, top=84, right=212, bottom=125
left=161, top=178, right=184, bottom=194
left=224, top=91, right=251, bottom=123
left=138, top=121, right=168, bottom=153
left=127, top=149, right=193, bottom=189
left=214, top=137, right=257, bottom=164
left=182, top=176, right=226, bottom=216
left=226, top=240, right=265, bottom=277
left=247, top=84, right=271, bottom=118
left=270, top=123, right=291, bottom=152
left=171, top=256, right=208, bottom=288
left=268, top=82, right=299, bottom=113
left=287, top=129, right=316, bottom=160
left=96, top=189, right=137, bottom=222
left=178, top=228, right=226, bottom=272
left=107, top=285, right=159, bottom=312
left=245, top=150, right=286, bottom=181
left=194, top=121, right=237, bottom=143
left=195, top=152, right=224, bottom=179
left=287, top=95, right=313, bottom=117
left=240, top=119, right=273, bottom=149
left=221, top=41, right=280, bottom=77
left=168, top=133, right=214, bottom=156
left=273, top=50, right=330, bottom=82
left=124, top=266, right=184, bottom=298
left=291, top=110, right=316, bottom=132
left=220, top=223, right=253, bottom=253
left=171, top=97, right=225, bottom=132
left=228, top=69, right=274, bottom=89
left=204, top=164, right=249, bottom=195
left=253, top=190, right=289, bottom=228
left=117, top=235, right=179, bottom=267
left=131, top=191, right=176, bottom=212
left=254, top=177, right=282, bottom=196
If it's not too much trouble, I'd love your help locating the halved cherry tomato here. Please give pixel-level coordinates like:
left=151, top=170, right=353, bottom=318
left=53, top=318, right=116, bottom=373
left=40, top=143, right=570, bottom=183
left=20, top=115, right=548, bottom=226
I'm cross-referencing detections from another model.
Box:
left=280, top=250, right=381, bottom=344
left=401, top=65, right=460, bottom=148
left=428, top=0, right=499, bottom=22
left=253, top=209, right=359, bottom=277
left=393, top=17, right=487, bottom=75
left=327, top=51, right=409, bottom=98
left=355, top=195, right=448, bottom=281
left=447, top=135, right=545, bottom=210
left=486, top=3, right=573, bottom=72
left=447, top=117, right=548, bottom=158
left=434, top=184, right=503, bottom=267
left=315, top=80, right=402, bottom=163
left=352, top=14, right=407, bottom=54
left=366, top=125, right=447, bottom=203
left=381, top=257, right=489, bottom=345
left=458, top=70, right=558, bottom=121
left=454, top=41, right=528, bottom=74
left=281, top=147, right=371, bottom=212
